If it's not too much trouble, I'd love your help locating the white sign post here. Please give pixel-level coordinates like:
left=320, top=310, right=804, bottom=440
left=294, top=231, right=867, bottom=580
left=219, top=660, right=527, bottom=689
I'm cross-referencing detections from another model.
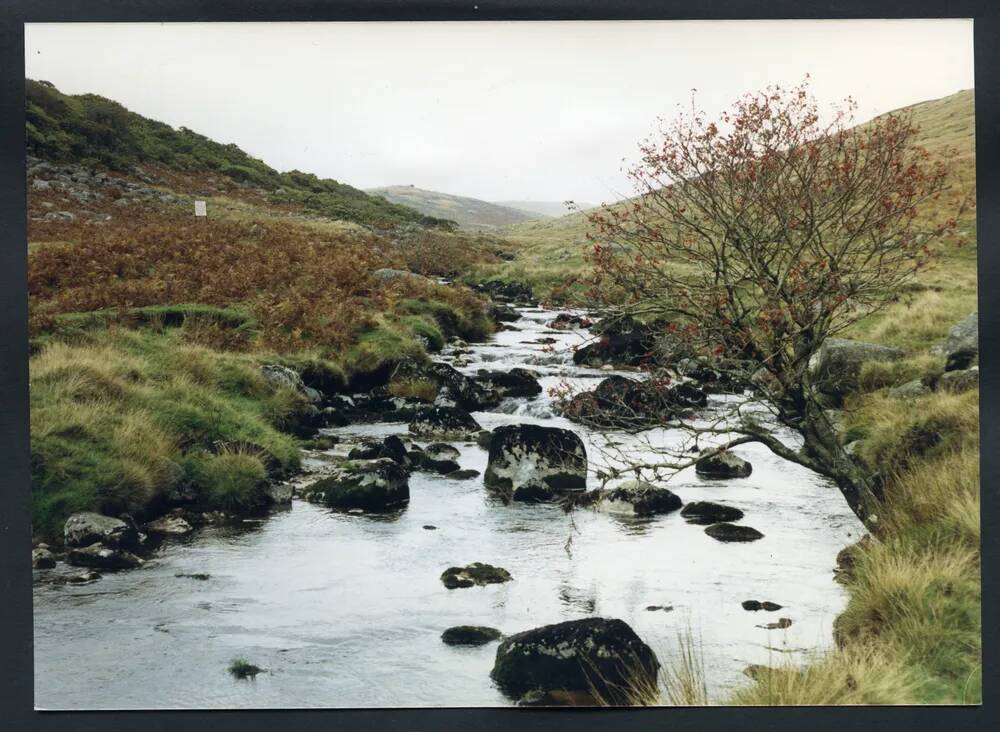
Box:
left=194, top=200, right=207, bottom=218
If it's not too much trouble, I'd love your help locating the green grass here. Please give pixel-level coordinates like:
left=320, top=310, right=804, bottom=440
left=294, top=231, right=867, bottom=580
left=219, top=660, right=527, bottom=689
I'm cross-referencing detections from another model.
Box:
left=29, top=327, right=302, bottom=539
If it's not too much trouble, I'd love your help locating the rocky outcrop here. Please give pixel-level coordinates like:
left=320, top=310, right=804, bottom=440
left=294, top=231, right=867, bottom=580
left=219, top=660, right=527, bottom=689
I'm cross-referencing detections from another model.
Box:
left=306, top=458, right=410, bottom=512
left=64, top=512, right=142, bottom=551
left=591, top=481, right=683, bottom=517
left=260, top=364, right=322, bottom=403
left=409, top=406, right=482, bottom=440
left=889, top=379, right=932, bottom=400
left=695, top=451, right=752, bottom=479
left=680, top=501, right=744, bottom=525
left=441, top=626, right=503, bottom=646
left=441, top=562, right=512, bottom=589
left=371, top=268, right=434, bottom=285
left=809, top=339, right=905, bottom=401
left=704, top=523, right=764, bottom=542
left=487, top=302, right=521, bottom=323
left=490, top=618, right=659, bottom=703
left=475, top=368, right=543, bottom=398
left=484, top=424, right=587, bottom=501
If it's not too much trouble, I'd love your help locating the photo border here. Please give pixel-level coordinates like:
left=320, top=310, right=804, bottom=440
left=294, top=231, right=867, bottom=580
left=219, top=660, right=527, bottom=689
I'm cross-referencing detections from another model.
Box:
left=1, top=2, right=995, bottom=730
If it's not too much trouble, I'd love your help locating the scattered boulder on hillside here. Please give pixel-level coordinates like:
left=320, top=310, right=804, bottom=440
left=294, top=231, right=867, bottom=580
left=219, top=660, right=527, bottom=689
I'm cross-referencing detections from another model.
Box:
left=547, top=313, right=592, bottom=330
left=64, top=512, right=142, bottom=551
left=695, top=451, right=752, bottom=479
left=704, top=523, right=764, bottom=543
left=409, top=406, right=482, bottom=441
left=260, top=364, right=321, bottom=403
left=931, top=312, right=978, bottom=362
left=475, top=368, right=543, bottom=398
left=441, top=626, right=503, bottom=646
left=66, top=543, right=144, bottom=571
left=809, top=339, right=906, bottom=401
left=938, top=366, right=979, bottom=394
left=946, top=347, right=977, bottom=372
left=680, top=501, right=744, bottom=525
left=484, top=424, right=588, bottom=502
left=371, top=268, right=434, bottom=285
left=889, top=379, right=932, bottom=400
left=441, top=562, right=512, bottom=589
left=490, top=618, right=660, bottom=704
left=305, top=458, right=410, bottom=512
left=589, top=481, right=683, bottom=517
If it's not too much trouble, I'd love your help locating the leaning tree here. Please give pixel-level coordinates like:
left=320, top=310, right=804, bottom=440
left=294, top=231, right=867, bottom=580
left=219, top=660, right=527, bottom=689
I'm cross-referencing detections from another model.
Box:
left=581, top=79, right=967, bottom=528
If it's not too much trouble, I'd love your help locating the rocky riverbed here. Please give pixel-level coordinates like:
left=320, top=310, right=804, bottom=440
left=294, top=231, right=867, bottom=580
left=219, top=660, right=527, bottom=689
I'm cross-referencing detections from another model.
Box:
left=33, top=305, right=864, bottom=709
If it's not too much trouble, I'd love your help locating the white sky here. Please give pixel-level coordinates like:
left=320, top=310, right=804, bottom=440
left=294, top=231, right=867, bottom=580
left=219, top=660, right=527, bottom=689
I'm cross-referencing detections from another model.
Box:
left=25, top=20, right=974, bottom=204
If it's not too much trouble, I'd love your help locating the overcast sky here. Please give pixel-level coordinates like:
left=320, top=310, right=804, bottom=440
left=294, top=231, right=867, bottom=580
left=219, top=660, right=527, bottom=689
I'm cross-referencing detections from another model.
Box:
left=25, top=20, right=973, bottom=204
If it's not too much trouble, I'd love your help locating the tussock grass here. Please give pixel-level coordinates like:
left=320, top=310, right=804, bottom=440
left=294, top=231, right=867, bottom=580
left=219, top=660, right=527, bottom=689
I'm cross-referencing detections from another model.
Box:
left=857, top=353, right=944, bottom=392
left=730, top=645, right=923, bottom=705
left=388, top=378, right=439, bottom=403
left=30, top=328, right=301, bottom=539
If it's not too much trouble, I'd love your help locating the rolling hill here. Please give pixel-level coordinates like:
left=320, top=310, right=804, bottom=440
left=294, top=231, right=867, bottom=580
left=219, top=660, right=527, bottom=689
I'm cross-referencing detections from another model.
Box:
left=485, top=89, right=976, bottom=298
left=367, top=185, right=540, bottom=230
left=493, top=200, right=594, bottom=218
left=25, top=79, right=452, bottom=230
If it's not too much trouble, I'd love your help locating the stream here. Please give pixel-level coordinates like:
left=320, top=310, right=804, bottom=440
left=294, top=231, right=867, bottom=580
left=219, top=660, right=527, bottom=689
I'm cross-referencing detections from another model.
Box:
left=33, top=305, right=864, bottom=709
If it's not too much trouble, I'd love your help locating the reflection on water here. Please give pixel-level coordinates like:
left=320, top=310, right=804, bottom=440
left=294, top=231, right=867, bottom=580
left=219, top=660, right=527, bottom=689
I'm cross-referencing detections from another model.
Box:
left=33, top=306, right=864, bottom=709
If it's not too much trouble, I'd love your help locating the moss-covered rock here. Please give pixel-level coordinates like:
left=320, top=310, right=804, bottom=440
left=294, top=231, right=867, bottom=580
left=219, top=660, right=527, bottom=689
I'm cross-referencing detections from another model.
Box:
left=440, top=562, right=512, bottom=589
left=307, top=458, right=409, bottom=512
left=441, top=625, right=503, bottom=646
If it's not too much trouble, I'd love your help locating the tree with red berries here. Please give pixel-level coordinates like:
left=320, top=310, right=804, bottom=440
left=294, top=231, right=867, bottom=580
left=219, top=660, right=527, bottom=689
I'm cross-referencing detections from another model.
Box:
left=583, top=80, right=966, bottom=527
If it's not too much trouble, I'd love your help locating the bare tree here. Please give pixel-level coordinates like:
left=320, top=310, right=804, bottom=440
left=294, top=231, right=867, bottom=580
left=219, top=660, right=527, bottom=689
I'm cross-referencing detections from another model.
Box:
left=580, top=79, right=967, bottom=528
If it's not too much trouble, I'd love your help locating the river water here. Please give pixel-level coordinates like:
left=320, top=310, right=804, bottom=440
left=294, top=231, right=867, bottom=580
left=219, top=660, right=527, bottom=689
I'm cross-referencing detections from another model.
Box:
left=33, top=306, right=864, bottom=709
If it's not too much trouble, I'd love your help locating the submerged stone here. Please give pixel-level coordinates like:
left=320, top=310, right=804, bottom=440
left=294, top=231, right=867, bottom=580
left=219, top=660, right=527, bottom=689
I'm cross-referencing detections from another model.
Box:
left=441, top=562, right=512, bottom=589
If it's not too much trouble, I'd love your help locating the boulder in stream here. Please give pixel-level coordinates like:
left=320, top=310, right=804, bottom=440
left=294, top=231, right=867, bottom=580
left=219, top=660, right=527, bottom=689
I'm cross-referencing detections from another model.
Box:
left=695, top=450, right=752, bottom=479
left=441, top=625, right=503, bottom=646
left=475, top=368, right=543, bottom=398
left=66, top=543, right=144, bottom=570
left=490, top=617, right=659, bottom=704
left=417, top=442, right=462, bottom=474
left=408, top=406, right=482, bottom=441
left=484, top=424, right=587, bottom=501
left=32, top=547, right=56, bottom=569
left=591, top=481, right=683, bottom=517
left=680, top=501, right=744, bottom=525
left=704, top=523, right=764, bottom=543
left=307, top=458, right=410, bottom=512
left=64, top=512, right=142, bottom=551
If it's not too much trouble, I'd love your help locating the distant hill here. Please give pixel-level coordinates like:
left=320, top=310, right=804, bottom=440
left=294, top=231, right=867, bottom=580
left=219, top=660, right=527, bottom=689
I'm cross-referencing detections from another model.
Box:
left=367, top=185, right=541, bottom=230
left=491, top=89, right=976, bottom=298
left=25, top=79, right=452, bottom=230
left=493, top=200, right=594, bottom=218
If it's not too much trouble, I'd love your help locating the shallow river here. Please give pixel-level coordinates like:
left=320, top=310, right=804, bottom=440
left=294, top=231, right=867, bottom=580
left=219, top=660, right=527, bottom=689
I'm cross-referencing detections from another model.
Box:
left=33, top=306, right=864, bottom=709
